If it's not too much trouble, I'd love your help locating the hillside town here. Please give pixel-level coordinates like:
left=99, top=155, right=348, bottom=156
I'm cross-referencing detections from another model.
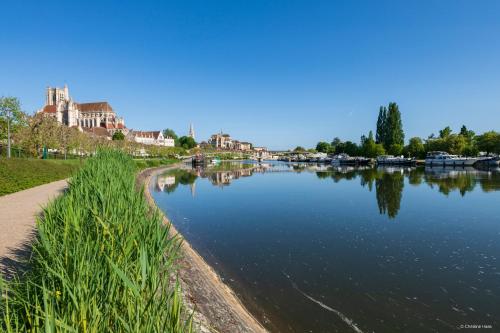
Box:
left=35, top=85, right=269, bottom=156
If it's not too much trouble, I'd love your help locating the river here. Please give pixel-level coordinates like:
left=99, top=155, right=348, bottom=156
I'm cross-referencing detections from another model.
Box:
left=151, top=161, right=500, bottom=332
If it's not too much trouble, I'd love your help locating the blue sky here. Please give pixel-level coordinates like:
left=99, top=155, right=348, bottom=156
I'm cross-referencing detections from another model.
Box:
left=1, top=0, right=499, bottom=150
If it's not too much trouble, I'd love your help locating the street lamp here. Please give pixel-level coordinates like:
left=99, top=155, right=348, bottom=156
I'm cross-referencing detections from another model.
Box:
left=6, top=107, right=11, bottom=158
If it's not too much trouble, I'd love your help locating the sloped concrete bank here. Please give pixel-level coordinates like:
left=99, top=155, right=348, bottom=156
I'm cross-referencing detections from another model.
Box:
left=138, top=166, right=268, bottom=333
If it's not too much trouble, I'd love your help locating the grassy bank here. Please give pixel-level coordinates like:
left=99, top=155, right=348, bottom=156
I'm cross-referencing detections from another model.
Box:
left=0, top=151, right=192, bottom=332
left=0, top=158, right=82, bottom=196
left=133, top=158, right=179, bottom=170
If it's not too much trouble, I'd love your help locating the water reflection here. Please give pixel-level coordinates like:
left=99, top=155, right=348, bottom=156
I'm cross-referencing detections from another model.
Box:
left=155, top=162, right=500, bottom=219
left=152, top=161, right=500, bottom=332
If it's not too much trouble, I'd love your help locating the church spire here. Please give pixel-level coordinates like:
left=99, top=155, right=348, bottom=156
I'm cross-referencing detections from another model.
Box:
left=189, top=123, right=195, bottom=140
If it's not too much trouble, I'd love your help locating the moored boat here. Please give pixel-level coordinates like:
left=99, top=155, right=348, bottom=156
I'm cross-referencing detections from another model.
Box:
left=331, top=153, right=371, bottom=166
left=377, top=155, right=416, bottom=166
left=425, top=151, right=478, bottom=167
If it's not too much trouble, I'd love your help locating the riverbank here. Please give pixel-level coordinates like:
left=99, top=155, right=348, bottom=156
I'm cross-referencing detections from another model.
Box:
left=139, top=166, right=268, bottom=333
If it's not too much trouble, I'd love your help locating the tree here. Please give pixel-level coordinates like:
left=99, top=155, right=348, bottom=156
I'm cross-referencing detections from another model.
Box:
left=163, top=128, right=179, bottom=146
left=316, top=141, right=331, bottom=153
left=405, top=137, right=425, bottom=158
left=476, top=131, right=500, bottom=155
left=361, top=131, right=386, bottom=158
left=459, top=125, right=475, bottom=141
left=331, top=137, right=341, bottom=148
left=0, top=97, right=27, bottom=158
left=14, top=113, right=61, bottom=157
left=387, top=143, right=403, bottom=156
left=178, top=136, right=197, bottom=149
left=293, top=146, right=306, bottom=152
left=336, top=141, right=359, bottom=156
left=439, top=126, right=452, bottom=139
left=112, top=131, right=125, bottom=141
left=376, top=106, right=387, bottom=144
left=384, top=102, right=404, bottom=150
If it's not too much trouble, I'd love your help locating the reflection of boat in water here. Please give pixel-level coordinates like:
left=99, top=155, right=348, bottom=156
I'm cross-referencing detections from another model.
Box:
left=377, top=155, right=415, bottom=166
left=331, top=154, right=371, bottom=166
left=424, top=166, right=484, bottom=179
left=425, top=151, right=478, bottom=167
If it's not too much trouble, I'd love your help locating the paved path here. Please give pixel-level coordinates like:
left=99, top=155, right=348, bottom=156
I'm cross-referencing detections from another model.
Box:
left=0, top=179, right=68, bottom=278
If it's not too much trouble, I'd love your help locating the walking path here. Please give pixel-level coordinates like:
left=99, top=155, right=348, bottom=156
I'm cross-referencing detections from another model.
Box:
left=0, top=179, right=68, bottom=278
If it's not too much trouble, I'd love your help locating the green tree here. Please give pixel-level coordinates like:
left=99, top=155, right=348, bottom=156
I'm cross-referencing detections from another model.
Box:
left=360, top=131, right=385, bottom=157
left=112, top=131, right=125, bottom=141
left=459, top=125, right=475, bottom=141
left=387, top=143, right=403, bottom=156
left=376, top=106, right=387, bottom=144
left=293, top=146, right=306, bottom=152
left=336, top=141, right=359, bottom=156
left=163, top=128, right=179, bottom=146
left=316, top=141, right=331, bottom=153
left=384, top=102, right=404, bottom=150
left=331, top=137, right=341, bottom=148
left=178, top=136, right=197, bottom=149
left=0, top=97, right=27, bottom=157
left=439, top=126, right=452, bottom=139
left=476, top=131, right=500, bottom=155
left=405, top=137, right=425, bottom=158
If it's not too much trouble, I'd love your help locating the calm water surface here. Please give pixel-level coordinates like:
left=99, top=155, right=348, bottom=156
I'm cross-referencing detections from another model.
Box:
left=151, top=162, right=500, bottom=332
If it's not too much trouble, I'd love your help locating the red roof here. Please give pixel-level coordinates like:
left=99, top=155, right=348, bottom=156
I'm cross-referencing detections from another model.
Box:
left=117, top=123, right=124, bottom=129
left=77, top=102, right=113, bottom=113
left=42, top=105, right=56, bottom=113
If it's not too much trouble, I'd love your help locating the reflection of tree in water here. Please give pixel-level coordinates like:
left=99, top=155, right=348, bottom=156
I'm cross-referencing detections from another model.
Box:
left=158, top=169, right=198, bottom=193
left=479, top=171, right=500, bottom=192
left=316, top=167, right=404, bottom=218
left=375, top=172, right=404, bottom=219
left=423, top=168, right=500, bottom=195
left=408, top=168, right=424, bottom=186
left=424, top=169, right=477, bottom=196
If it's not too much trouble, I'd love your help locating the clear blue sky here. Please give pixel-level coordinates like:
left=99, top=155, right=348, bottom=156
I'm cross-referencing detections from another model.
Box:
left=1, top=0, right=499, bottom=150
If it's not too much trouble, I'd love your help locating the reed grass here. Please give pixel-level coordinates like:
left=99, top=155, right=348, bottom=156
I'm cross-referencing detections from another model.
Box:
left=1, top=150, right=192, bottom=332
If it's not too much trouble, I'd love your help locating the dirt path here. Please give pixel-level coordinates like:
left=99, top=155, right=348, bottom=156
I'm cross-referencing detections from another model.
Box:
left=0, top=179, right=68, bottom=278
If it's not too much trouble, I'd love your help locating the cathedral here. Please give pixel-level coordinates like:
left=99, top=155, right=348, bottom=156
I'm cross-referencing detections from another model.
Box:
left=38, top=85, right=125, bottom=135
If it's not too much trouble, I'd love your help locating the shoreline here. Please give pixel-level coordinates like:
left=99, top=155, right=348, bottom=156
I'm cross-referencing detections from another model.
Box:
left=139, top=166, right=268, bottom=333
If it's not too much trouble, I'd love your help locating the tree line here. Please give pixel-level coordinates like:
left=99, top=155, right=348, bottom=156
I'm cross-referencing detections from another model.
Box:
left=0, top=96, right=188, bottom=158
left=314, top=102, right=500, bottom=158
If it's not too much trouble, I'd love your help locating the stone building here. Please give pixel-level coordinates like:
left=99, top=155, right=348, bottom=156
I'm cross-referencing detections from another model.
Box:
left=38, top=84, right=126, bottom=136
left=208, top=132, right=253, bottom=151
left=209, top=132, right=233, bottom=149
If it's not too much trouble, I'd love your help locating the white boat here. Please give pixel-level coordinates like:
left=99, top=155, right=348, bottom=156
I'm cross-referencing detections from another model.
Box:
left=331, top=153, right=370, bottom=166
left=425, top=151, right=478, bottom=167
left=376, top=155, right=415, bottom=165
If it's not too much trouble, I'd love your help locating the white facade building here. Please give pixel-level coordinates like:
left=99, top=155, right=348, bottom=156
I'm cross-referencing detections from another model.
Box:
left=132, top=131, right=175, bottom=147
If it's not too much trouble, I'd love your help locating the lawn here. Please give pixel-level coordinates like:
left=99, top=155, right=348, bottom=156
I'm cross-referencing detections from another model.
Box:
left=0, top=158, right=82, bottom=196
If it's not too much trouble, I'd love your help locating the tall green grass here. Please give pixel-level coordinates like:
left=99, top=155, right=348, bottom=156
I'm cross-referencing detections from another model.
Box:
left=1, top=150, right=192, bottom=332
